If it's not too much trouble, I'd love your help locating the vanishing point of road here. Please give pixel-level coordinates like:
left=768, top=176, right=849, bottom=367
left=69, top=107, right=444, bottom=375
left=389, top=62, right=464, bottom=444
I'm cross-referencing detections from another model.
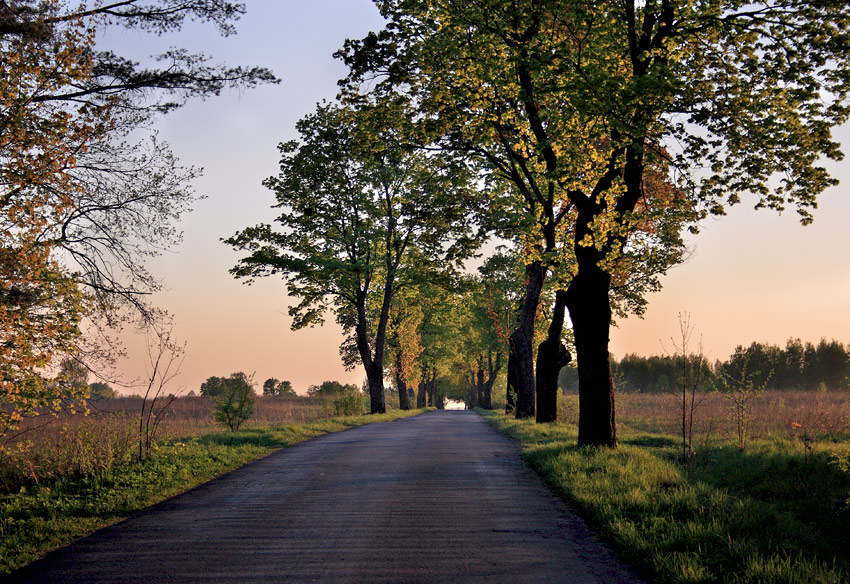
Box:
left=10, top=410, right=645, bottom=583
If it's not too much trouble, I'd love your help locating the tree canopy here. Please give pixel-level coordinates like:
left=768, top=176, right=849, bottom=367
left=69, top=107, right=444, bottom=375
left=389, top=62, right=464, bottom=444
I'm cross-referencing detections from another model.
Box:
left=226, top=102, right=480, bottom=413
left=338, top=0, right=850, bottom=445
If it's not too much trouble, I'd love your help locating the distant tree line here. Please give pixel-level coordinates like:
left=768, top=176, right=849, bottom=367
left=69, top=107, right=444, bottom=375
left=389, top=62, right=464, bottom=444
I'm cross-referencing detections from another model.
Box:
left=560, top=339, right=850, bottom=393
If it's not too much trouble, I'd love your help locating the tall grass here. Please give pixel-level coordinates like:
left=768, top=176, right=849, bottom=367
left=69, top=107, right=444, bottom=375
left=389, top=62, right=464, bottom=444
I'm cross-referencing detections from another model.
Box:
left=615, top=390, right=850, bottom=443
left=0, top=394, right=375, bottom=492
left=0, top=408, right=427, bottom=574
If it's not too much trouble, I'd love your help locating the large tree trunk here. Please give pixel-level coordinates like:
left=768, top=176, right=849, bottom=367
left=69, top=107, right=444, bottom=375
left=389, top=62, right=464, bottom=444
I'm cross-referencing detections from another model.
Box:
left=565, top=263, right=617, bottom=447
left=396, top=376, right=411, bottom=410
left=536, top=290, right=571, bottom=423
left=510, top=260, right=545, bottom=419
left=366, top=364, right=386, bottom=414
left=353, top=287, right=387, bottom=414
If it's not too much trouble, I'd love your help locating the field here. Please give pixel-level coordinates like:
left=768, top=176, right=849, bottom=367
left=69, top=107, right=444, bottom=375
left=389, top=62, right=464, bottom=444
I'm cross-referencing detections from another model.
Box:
left=485, top=388, right=850, bottom=584
left=0, top=393, right=419, bottom=573
left=3, top=388, right=849, bottom=582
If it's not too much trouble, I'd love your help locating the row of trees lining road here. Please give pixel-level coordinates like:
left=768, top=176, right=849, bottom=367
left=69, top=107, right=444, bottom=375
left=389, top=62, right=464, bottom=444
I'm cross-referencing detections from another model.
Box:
left=230, top=1, right=850, bottom=446
left=0, top=1, right=276, bottom=440
left=574, top=339, right=850, bottom=394
left=335, top=1, right=850, bottom=446
left=225, top=103, right=480, bottom=413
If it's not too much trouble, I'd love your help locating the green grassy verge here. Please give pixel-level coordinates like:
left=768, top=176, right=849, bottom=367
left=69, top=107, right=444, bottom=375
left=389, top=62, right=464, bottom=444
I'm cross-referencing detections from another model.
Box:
left=479, top=410, right=850, bottom=584
left=0, top=409, right=427, bottom=574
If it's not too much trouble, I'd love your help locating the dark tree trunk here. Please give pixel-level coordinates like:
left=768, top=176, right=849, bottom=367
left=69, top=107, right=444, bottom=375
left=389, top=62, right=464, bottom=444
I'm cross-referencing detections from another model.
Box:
left=481, top=352, right=500, bottom=410
left=476, top=365, right=484, bottom=408
left=565, top=263, right=617, bottom=447
left=366, top=364, right=386, bottom=414
left=467, top=372, right=477, bottom=409
left=395, top=351, right=411, bottom=410
left=426, top=368, right=436, bottom=407
left=510, top=260, right=546, bottom=419
left=416, top=379, right=427, bottom=408
left=396, top=377, right=411, bottom=410
left=433, top=378, right=444, bottom=409
left=354, top=288, right=387, bottom=414
left=505, top=343, right=517, bottom=414
left=536, top=290, right=571, bottom=423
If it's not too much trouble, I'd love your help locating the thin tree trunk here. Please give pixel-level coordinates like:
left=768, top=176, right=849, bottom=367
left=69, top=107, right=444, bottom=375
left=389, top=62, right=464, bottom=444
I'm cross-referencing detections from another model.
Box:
left=481, top=352, right=499, bottom=410
left=510, top=260, right=545, bottom=419
left=566, top=263, right=617, bottom=447
left=467, top=371, right=478, bottom=409
left=417, top=379, right=427, bottom=408
left=395, top=350, right=411, bottom=410
left=505, top=342, right=517, bottom=414
left=476, top=367, right=484, bottom=408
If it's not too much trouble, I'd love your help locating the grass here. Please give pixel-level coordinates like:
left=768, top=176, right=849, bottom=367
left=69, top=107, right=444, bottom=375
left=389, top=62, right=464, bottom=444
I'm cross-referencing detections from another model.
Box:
left=479, top=408, right=850, bottom=584
left=0, top=408, right=427, bottom=574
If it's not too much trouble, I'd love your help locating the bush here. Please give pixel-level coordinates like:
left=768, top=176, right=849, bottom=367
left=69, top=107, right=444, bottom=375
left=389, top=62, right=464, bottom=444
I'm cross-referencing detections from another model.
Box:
left=212, top=373, right=256, bottom=431
left=333, top=390, right=365, bottom=416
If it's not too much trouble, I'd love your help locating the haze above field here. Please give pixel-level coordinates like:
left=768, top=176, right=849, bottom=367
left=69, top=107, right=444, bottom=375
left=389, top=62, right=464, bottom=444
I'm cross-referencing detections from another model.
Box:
left=106, top=0, right=850, bottom=395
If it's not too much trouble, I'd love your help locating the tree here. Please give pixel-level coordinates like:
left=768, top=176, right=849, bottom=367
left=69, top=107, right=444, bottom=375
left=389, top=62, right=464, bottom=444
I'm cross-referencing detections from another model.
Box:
left=338, top=1, right=691, bottom=431
left=263, top=378, right=280, bottom=395
left=212, top=372, right=256, bottom=431
left=2, top=1, right=275, bottom=319
left=226, top=102, right=478, bottom=414
left=386, top=290, right=423, bottom=410
left=137, top=321, right=185, bottom=459
left=89, top=382, right=116, bottom=400
left=804, top=339, right=850, bottom=391
left=339, top=1, right=850, bottom=445
left=664, top=313, right=710, bottom=470
left=719, top=348, right=771, bottom=451
left=468, top=250, right=523, bottom=411
left=307, top=380, right=358, bottom=397
left=263, top=378, right=295, bottom=396
left=1, top=0, right=275, bottom=440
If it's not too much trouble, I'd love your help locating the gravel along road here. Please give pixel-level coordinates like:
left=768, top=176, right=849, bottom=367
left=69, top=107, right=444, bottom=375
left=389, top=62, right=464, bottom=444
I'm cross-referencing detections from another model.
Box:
left=9, top=410, right=645, bottom=583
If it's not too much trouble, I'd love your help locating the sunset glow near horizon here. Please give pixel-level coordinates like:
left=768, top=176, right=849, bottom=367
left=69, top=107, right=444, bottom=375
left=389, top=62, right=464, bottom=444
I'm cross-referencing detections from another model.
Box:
left=109, top=1, right=850, bottom=396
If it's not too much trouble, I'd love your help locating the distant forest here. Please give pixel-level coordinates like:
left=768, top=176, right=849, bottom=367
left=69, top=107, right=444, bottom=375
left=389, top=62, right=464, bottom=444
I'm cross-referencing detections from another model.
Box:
left=560, top=339, right=850, bottom=393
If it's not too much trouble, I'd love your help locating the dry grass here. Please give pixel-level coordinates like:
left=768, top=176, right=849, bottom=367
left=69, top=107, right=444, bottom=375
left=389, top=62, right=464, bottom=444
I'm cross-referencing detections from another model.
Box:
left=615, top=390, right=850, bottom=445
left=0, top=394, right=375, bottom=492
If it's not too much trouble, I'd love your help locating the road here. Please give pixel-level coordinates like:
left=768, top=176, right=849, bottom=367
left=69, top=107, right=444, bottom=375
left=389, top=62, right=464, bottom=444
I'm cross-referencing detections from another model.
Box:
left=9, top=410, right=645, bottom=583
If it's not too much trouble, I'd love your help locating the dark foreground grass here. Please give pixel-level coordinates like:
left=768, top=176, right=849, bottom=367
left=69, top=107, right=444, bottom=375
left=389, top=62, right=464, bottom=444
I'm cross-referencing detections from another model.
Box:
left=480, top=410, right=850, bottom=584
left=0, top=409, right=426, bottom=574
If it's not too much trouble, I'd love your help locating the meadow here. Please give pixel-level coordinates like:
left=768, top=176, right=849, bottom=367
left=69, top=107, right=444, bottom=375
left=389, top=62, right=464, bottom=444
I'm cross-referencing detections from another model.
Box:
left=484, top=388, right=850, bottom=584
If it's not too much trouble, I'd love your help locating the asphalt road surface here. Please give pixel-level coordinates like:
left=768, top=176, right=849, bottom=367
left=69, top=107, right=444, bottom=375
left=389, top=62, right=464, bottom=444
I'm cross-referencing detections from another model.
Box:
left=10, top=410, right=645, bottom=583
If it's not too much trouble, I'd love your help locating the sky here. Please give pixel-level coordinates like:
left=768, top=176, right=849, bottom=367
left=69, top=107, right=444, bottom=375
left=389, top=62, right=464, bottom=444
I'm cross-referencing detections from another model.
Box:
left=106, top=0, right=850, bottom=395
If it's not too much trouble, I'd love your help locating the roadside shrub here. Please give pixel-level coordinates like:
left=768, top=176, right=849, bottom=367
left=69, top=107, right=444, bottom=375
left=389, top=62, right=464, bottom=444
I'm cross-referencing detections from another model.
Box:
left=333, top=390, right=365, bottom=416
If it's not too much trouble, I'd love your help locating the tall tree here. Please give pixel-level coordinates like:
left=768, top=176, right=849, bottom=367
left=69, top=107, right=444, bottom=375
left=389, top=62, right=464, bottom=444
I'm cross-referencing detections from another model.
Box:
left=226, top=103, right=478, bottom=413
left=1, top=0, right=275, bottom=440
left=339, top=0, right=850, bottom=445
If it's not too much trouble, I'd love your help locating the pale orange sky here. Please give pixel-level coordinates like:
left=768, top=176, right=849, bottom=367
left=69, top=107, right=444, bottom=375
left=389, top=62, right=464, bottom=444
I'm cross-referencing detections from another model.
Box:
left=109, top=1, right=850, bottom=395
